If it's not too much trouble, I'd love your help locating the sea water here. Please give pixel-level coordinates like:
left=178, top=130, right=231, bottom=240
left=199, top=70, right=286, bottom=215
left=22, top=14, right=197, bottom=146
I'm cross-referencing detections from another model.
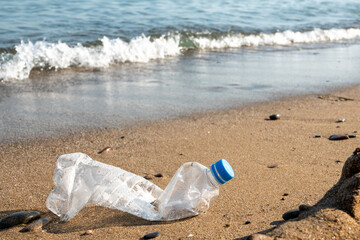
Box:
left=0, top=0, right=360, bottom=142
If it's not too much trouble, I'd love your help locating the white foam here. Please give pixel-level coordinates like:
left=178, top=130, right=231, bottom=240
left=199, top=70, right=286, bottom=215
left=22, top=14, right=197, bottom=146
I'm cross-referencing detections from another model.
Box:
left=1, top=28, right=360, bottom=80
left=192, top=28, right=360, bottom=49
left=0, top=35, right=181, bottom=80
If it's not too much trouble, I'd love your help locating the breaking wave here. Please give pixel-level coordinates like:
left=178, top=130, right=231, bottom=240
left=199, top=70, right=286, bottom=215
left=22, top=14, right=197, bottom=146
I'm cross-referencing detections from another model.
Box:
left=1, top=28, right=360, bottom=81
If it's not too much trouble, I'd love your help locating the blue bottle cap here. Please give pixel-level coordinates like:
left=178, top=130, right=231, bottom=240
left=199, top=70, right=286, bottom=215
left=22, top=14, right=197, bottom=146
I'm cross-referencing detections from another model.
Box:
left=210, top=159, right=234, bottom=185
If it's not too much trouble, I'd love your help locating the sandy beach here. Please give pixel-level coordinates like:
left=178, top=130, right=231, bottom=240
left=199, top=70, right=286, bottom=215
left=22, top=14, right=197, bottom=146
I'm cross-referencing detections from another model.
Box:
left=0, top=84, right=359, bottom=239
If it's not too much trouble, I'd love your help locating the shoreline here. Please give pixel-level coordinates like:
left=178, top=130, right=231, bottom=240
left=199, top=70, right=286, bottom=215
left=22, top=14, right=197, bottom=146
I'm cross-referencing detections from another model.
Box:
left=2, top=43, right=360, bottom=145
left=1, top=84, right=359, bottom=239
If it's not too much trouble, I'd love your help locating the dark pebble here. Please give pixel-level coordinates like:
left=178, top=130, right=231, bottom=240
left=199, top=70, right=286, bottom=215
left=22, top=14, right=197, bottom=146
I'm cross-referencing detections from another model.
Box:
left=280, top=198, right=285, bottom=201
left=299, top=204, right=312, bottom=212
left=224, top=223, right=231, bottom=228
left=267, top=164, right=278, bottom=168
left=121, top=136, right=125, bottom=139
left=154, top=173, right=163, bottom=178
left=141, top=231, right=160, bottom=239
left=282, top=209, right=300, bottom=220
left=314, top=135, right=322, bottom=138
left=329, top=134, right=349, bottom=140
left=244, top=221, right=251, bottom=225
left=282, top=193, right=289, bottom=196
left=0, top=211, right=40, bottom=230
left=269, top=113, right=281, bottom=120
left=348, top=134, right=357, bottom=138
left=336, top=118, right=345, bottom=123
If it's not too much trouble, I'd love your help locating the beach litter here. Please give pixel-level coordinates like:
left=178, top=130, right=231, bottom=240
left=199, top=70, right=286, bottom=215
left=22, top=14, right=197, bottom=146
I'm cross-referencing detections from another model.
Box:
left=46, top=153, right=234, bottom=222
left=97, top=146, right=113, bottom=154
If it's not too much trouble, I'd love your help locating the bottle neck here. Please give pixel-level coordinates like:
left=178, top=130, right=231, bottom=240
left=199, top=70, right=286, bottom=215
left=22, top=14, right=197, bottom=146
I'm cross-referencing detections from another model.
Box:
left=205, top=169, right=220, bottom=188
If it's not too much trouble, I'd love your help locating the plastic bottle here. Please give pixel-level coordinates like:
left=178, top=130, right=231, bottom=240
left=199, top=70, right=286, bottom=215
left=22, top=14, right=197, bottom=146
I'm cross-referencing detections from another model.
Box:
left=46, top=153, right=234, bottom=221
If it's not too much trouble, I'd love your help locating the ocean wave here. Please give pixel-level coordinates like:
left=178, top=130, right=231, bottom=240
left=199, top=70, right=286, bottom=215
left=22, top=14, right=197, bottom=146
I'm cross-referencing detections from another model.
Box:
left=1, top=28, right=360, bottom=81
left=192, top=28, right=360, bottom=48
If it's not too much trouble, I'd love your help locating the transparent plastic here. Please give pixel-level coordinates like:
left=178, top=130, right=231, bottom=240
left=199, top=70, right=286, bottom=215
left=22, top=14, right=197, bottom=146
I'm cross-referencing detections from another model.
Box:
left=46, top=153, right=222, bottom=221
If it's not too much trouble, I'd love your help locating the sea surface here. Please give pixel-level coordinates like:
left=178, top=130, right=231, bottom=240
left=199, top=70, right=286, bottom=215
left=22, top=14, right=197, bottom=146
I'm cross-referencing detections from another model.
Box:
left=1, top=0, right=360, bottom=142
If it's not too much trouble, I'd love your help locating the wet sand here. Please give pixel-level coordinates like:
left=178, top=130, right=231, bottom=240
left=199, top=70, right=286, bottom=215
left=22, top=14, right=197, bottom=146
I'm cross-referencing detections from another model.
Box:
left=0, top=84, right=359, bottom=239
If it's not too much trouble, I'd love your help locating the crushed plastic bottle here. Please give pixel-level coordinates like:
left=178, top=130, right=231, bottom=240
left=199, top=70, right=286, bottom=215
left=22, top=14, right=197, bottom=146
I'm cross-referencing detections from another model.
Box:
left=46, top=153, right=234, bottom=221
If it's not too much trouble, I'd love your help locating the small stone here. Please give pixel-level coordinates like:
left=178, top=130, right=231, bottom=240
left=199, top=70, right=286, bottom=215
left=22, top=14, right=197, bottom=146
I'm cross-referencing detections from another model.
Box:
left=314, top=135, right=322, bottom=138
left=267, top=164, right=278, bottom=168
left=154, top=173, right=163, bottom=178
left=336, top=118, right=346, bottom=123
left=248, top=233, right=273, bottom=240
left=354, top=148, right=360, bottom=155
left=269, top=113, right=281, bottom=120
left=187, top=234, right=194, bottom=238
left=80, top=230, right=94, bottom=236
left=144, top=175, right=153, bottom=180
left=244, top=221, right=251, bottom=225
left=280, top=198, right=285, bottom=201
left=121, top=136, right=125, bottom=139
left=348, top=134, right=357, bottom=138
left=354, top=131, right=358, bottom=133
left=338, top=96, right=354, bottom=101
left=329, top=134, right=349, bottom=140
left=299, top=204, right=312, bottom=212
left=97, top=146, right=113, bottom=154
left=0, top=211, right=40, bottom=230
left=282, top=209, right=300, bottom=220
left=335, top=160, right=342, bottom=164
left=142, top=231, right=160, bottom=239
left=20, top=216, right=52, bottom=233
left=224, top=223, right=230, bottom=228
left=282, top=193, right=289, bottom=196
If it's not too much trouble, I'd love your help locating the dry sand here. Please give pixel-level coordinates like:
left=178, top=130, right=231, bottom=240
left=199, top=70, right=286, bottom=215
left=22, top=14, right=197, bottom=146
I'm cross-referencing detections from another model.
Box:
left=0, top=85, right=359, bottom=239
